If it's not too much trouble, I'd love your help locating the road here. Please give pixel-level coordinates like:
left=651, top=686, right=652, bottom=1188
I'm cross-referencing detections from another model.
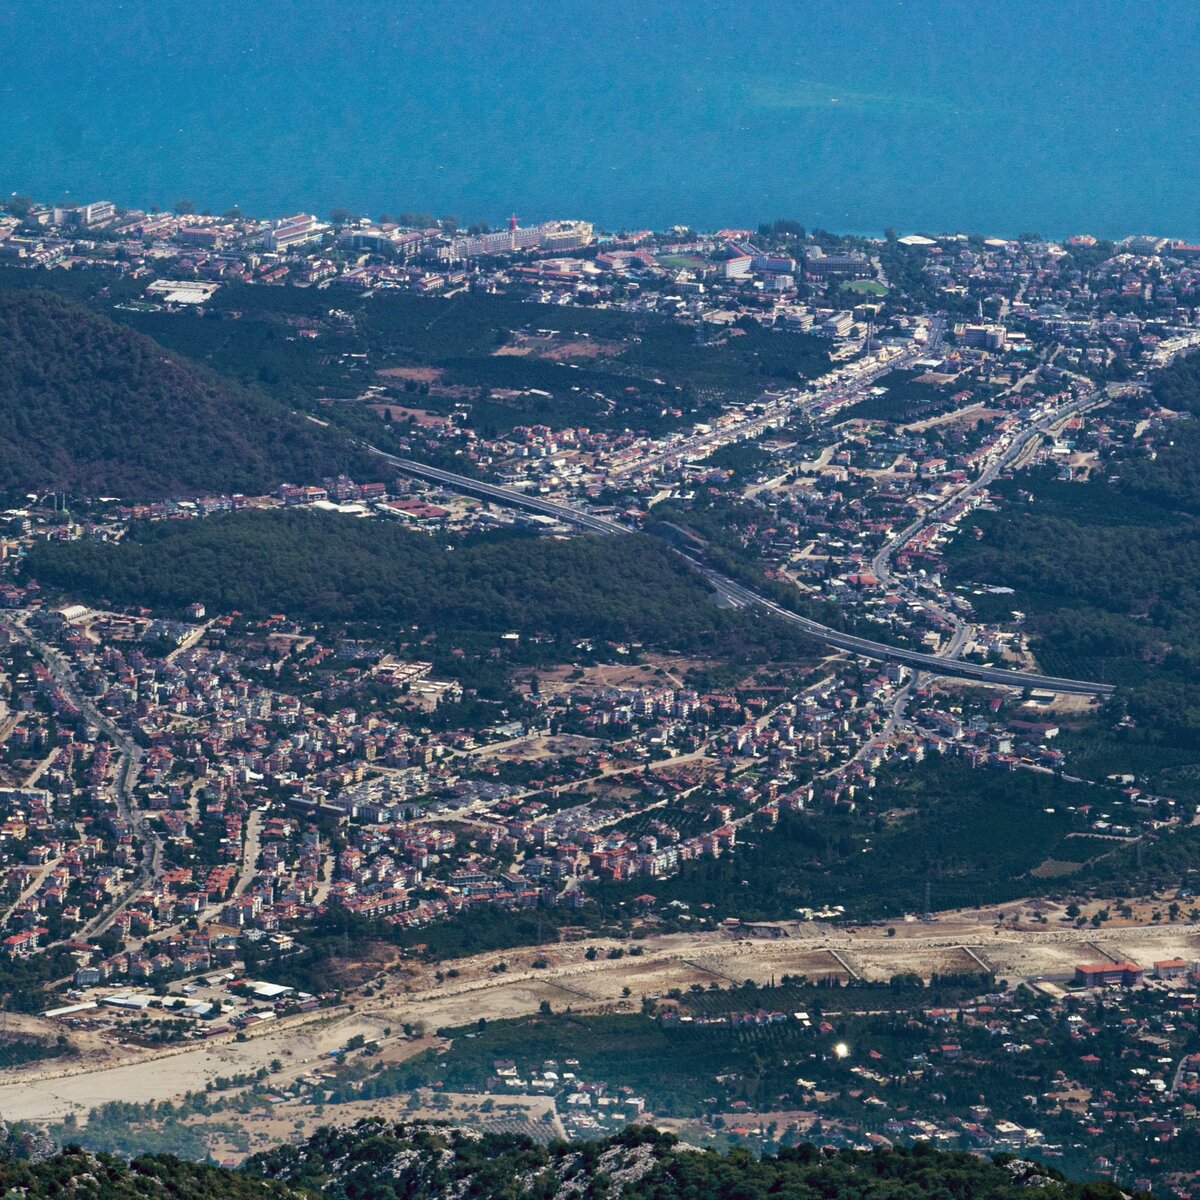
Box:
left=1, top=617, right=160, bottom=938
left=0, top=857, right=59, bottom=929
left=231, top=809, right=265, bottom=899
left=365, top=325, right=944, bottom=522
left=853, top=678, right=915, bottom=766
left=372, top=453, right=1113, bottom=696
left=871, top=387, right=1103, bottom=586
left=688, top=561, right=1111, bottom=696
left=864, top=382, right=1105, bottom=663
left=616, top=322, right=944, bottom=480
left=166, top=619, right=213, bottom=663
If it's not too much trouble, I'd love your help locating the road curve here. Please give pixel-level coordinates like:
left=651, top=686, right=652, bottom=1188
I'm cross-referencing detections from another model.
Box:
left=682, top=558, right=1111, bottom=696
left=369, top=449, right=1114, bottom=697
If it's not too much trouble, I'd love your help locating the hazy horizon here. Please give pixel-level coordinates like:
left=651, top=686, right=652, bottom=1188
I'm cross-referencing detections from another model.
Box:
left=3, top=0, right=1199, bottom=239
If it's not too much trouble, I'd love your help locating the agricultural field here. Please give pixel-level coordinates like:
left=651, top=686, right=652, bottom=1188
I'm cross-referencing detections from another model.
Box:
left=0, top=267, right=828, bottom=438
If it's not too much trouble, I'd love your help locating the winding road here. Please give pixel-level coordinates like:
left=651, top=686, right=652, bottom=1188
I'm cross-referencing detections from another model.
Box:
left=367, top=450, right=1114, bottom=697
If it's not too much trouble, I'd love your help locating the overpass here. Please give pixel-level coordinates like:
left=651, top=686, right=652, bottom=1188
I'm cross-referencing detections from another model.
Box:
left=683, top=559, right=1112, bottom=697
left=366, top=449, right=627, bottom=534
left=370, top=448, right=1114, bottom=698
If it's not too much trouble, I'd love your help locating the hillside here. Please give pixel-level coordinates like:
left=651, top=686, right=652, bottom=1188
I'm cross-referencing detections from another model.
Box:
left=0, top=291, right=365, bottom=500
left=23, top=509, right=811, bottom=661
left=0, top=267, right=829, bottom=441
left=2, top=1120, right=1130, bottom=1200
left=254, top=1123, right=1133, bottom=1200
left=0, top=1135, right=298, bottom=1200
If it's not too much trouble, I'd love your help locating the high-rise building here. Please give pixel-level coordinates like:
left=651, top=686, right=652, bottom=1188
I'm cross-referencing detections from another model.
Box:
left=443, top=218, right=593, bottom=259
left=52, top=200, right=116, bottom=227
left=264, top=214, right=326, bottom=252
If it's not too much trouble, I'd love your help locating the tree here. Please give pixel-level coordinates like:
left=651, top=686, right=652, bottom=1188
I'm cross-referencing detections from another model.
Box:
left=0, top=291, right=366, bottom=500
left=174, top=198, right=195, bottom=215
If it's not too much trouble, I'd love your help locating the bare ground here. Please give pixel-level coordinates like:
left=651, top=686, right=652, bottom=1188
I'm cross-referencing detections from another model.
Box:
left=6, top=906, right=1200, bottom=1124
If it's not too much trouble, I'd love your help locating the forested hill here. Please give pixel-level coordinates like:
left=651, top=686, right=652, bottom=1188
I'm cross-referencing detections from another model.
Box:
left=249, top=1121, right=1130, bottom=1200
left=24, top=509, right=805, bottom=660
left=0, top=1143, right=301, bottom=1200
left=0, top=1120, right=1133, bottom=1200
left=0, top=291, right=365, bottom=500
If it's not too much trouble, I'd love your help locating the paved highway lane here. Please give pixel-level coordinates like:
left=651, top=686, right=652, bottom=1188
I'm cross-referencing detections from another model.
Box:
left=369, top=450, right=1113, bottom=697
left=684, top=557, right=1112, bottom=697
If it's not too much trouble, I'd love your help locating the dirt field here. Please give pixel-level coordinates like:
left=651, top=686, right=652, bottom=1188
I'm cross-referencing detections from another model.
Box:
left=0, top=1007, right=395, bottom=1122
left=377, top=366, right=444, bottom=383
left=537, top=339, right=624, bottom=360
left=7, top=906, right=1200, bottom=1126
left=474, top=733, right=604, bottom=764
left=529, top=655, right=720, bottom=696
left=493, top=336, right=624, bottom=361
left=903, top=404, right=1003, bottom=433
left=367, top=403, right=452, bottom=427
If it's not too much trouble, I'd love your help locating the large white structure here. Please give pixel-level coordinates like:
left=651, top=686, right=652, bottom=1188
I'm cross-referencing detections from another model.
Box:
left=443, top=217, right=593, bottom=260
left=264, top=213, right=327, bottom=252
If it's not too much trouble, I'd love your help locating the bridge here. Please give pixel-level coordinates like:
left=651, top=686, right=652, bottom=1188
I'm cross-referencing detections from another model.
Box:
left=369, top=449, right=1114, bottom=698
left=367, top=450, right=626, bottom=535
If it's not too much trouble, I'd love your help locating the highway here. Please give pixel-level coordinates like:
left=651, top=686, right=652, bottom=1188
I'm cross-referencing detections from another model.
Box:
left=681, top=558, right=1112, bottom=696
left=365, top=449, right=627, bottom=534
left=369, top=450, right=1114, bottom=697
left=864, top=382, right=1105, bottom=663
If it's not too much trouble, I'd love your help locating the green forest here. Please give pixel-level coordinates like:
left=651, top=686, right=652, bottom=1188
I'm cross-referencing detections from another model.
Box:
left=945, top=352, right=1200, bottom=750
left=1122, top=352, right=1200, bottom=515
left=244, top=1120, right=1132, bottom=1200
left=596, top=758, right=1095, bottom=920
left=23, top=510, right=811, bottom=662
left=0, top=291, right=365, bottom=500
left=0, top=267, right=829, bottom=443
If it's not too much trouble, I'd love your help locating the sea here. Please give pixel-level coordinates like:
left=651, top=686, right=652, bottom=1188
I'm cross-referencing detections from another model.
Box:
left=2, top=0, right=1199, bottom=242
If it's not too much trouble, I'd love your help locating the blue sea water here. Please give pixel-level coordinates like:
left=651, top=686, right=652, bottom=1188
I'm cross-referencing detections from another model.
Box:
left=2, top=0, right=1198, bottom=241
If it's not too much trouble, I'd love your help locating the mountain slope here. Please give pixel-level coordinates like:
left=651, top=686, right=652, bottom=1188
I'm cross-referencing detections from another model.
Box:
left=0, top=1121, right=1132, bottom=1200
left=245, top=1120, right=1129, bottom=1200
left=0, top=1144, right=303, bottom=1200
left=0, top=291, right=365, bottom=500
left=23, top=509, right=814, bottom=664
